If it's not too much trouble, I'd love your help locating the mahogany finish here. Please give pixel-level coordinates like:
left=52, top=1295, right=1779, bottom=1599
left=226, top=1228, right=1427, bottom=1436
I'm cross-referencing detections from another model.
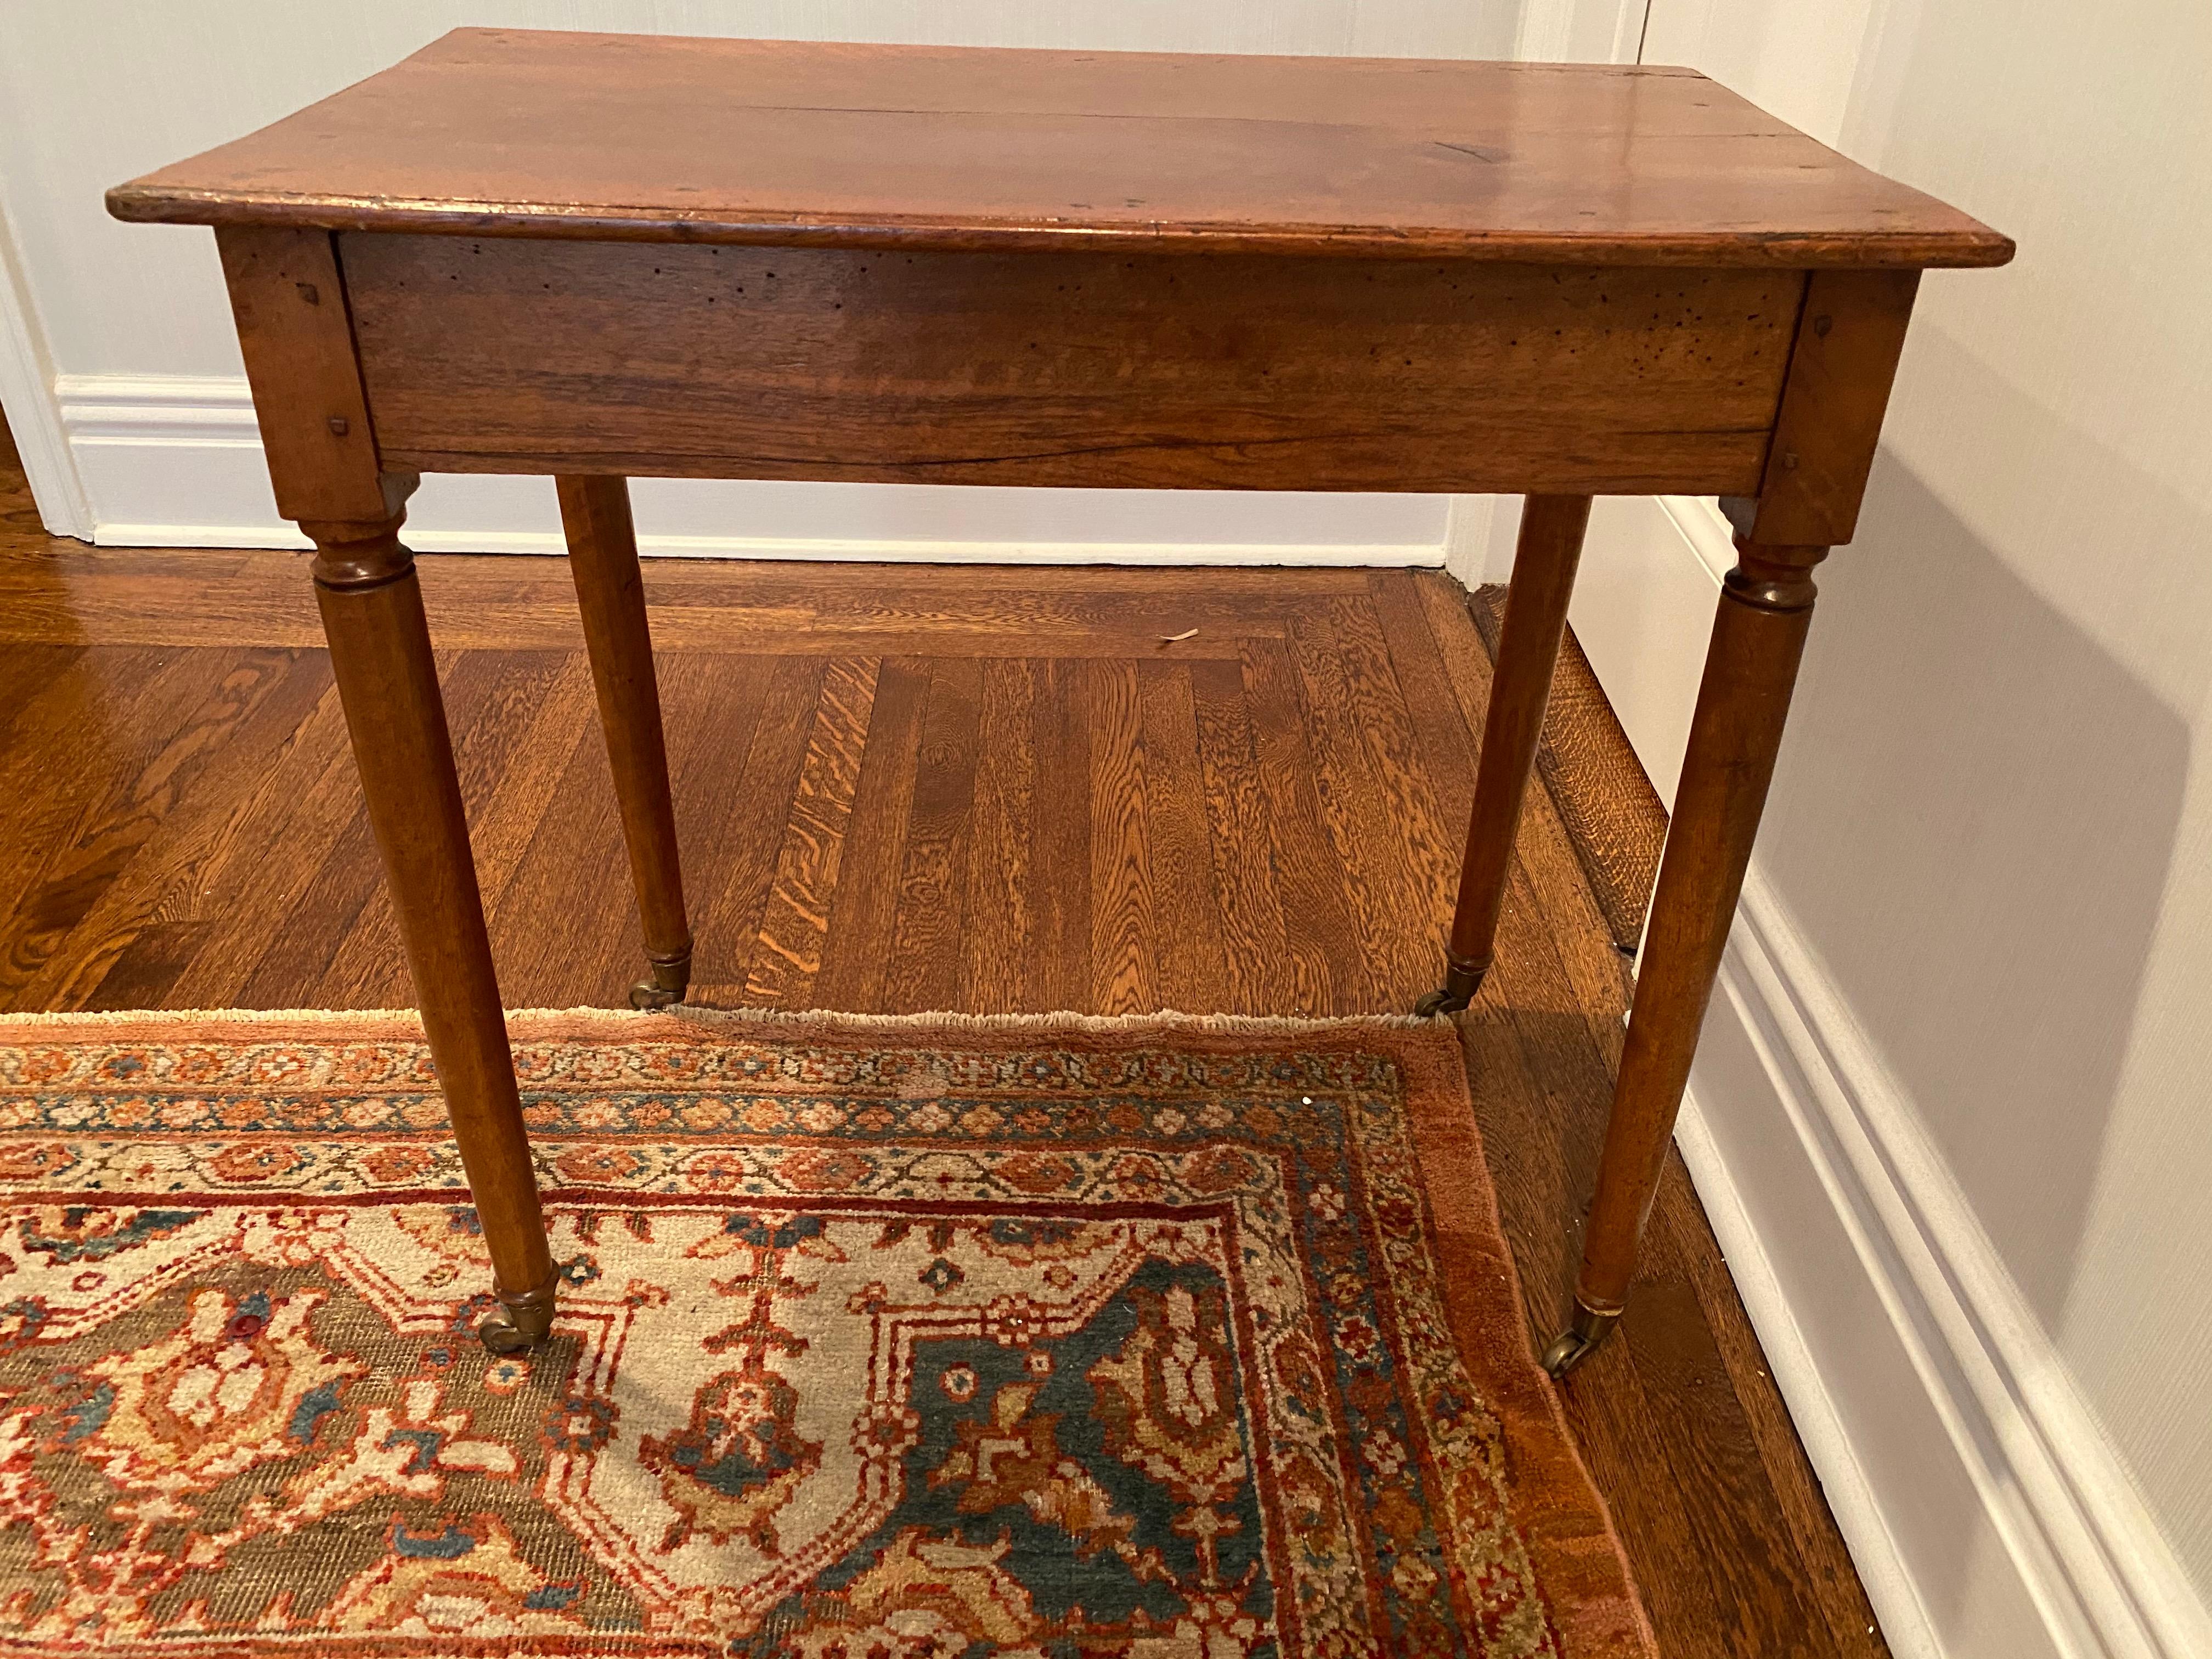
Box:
left=105, top=30, right=2011, bottom=1368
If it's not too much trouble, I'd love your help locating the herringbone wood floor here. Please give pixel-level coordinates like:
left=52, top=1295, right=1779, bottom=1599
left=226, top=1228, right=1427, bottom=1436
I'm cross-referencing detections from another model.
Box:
left=0, top=417, right=1885, bottom=1657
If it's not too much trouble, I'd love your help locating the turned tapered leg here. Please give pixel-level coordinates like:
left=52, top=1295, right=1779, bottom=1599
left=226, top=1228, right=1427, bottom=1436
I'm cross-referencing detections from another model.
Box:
left=1418, top=495, right=1593, bottom=1016
left=556, top=476, right=693, bottom=1009
left=308, top=512, right=558, bottom=1353
left=1543, top=543, right=1828, bottom=1375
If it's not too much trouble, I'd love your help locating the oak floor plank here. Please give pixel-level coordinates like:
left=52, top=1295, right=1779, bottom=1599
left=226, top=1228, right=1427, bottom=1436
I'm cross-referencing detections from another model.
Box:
left=0, top=556, right=1361, bottom=657
left=0, top=651, right=230, bottom=972
left=1369, top=572, right=1479, bottom=827
left=682, top=655, right=831, bottom=1006
left=4, top=651, right=317, bottom=1011
left=1237, top=637, right=1364, bottom=1013
left=1554, top=1326, right=1744, bottom=1651
left=744, top=656, right=879, bottom=1007
left=154, top=687, right=361, bottom=1009
left=1030, top=659, right=1094, bottom=1015
left=958, top=658, right=1041, bottom=1013
left=1135, top=663, right=1231, bottom=1013
left=83, top=919, right=215, bottom=1013
left=655, top=653, right=776, bottom=998
left=0, top=644, right=83, bottom=759
left=1663, top=1193, right=1890, bottom=1659
left=883, top=657, right=982, bottom=1014
left=228, top=775, right=381, bottom=1005
left=0, top=650, right=280, bottom=1001
left=1615, top=1276, right=1846, bottom=1659
left=1282, top=607, right=1440, bottom=1005
left=813, top=656, right=928, bottom=1012
left=15, top=648, right=328, bottom=1011
left=1085, top=658, right=1158, bottom=1016
left=1324, top=590, right=1466, bottom=985
left=1188, top=658, right=1296, bottom=1015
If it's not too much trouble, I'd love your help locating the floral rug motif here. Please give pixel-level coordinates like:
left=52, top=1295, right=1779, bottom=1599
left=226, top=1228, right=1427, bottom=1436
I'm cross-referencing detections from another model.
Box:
left=0, top=1008, right=1651, bottom=1657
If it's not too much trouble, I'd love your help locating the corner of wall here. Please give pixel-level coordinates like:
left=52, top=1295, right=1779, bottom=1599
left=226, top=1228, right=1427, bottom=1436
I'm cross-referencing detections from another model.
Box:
left=0, top=188, right=91, bottom=540
left=1443, top=493, right=1524, bottom=588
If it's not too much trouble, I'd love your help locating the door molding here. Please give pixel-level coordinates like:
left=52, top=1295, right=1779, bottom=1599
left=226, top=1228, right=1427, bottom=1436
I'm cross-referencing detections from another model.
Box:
left=1514, top=0, right=1651, bottom=64
left=0, top=185, right=90, bottom=539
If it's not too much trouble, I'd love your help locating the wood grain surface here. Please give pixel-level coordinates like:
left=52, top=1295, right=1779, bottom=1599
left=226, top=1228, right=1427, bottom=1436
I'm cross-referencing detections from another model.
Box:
left=109, top=30, right=2011, bottom=269
left=343, top=236, right=1796, bottom=494
left=0, top=416, right=1889, bottom=1657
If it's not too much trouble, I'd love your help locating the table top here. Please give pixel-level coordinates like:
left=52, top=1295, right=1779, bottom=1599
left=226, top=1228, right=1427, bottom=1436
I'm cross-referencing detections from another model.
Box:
left=109, top=29, right=2010, bottom=269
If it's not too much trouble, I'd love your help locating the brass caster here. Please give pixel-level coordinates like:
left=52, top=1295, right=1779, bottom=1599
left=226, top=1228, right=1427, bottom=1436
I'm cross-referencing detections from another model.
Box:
left=478, top=1271, right=558, bottom=1355
left=1414, top=953, right=1487, bottom=1018
left=627, top=945, right=692, bottom=1011
left=1541, top=1301, right=1620, bottom=1378
left=479, top=1310, right=539, bottom=1355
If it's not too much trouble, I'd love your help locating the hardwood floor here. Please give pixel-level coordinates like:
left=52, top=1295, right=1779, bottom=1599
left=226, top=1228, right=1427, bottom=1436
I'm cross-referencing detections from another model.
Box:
left=0, top=419, right=1883, bottom=1656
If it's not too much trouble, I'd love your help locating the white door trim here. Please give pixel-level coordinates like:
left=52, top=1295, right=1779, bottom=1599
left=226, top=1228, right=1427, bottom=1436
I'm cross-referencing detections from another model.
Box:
left=1514, top=0, right=1651, bottom=63
left=0, top=185, right=91, bottom=539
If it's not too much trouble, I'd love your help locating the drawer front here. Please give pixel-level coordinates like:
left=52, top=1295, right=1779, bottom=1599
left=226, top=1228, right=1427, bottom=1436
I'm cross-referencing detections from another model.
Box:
left=344, top=234, right=1797, bottom=495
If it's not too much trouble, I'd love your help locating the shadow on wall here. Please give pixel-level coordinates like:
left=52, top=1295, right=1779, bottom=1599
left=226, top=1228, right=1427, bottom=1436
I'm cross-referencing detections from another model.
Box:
left=1756, top=423, right=2191, bottom=1337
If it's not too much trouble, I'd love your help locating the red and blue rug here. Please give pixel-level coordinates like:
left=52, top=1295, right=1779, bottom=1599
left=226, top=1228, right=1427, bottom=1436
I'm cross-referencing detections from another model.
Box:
left=0, top=1007, right=1650, bottom=1656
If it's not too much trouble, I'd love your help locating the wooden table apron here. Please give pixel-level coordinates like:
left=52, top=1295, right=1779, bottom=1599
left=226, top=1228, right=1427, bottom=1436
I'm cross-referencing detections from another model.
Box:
left=109, top=31, right=2008, bottom=1368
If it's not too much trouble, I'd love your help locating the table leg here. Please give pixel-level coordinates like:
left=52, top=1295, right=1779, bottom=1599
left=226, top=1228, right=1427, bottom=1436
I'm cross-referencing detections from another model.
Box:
left=1543, top=541, right=1828, bottom=1375
left=307, top=511, right=558, bottom=1353
left=555, top=476, right=692, bottom=1009
left=1418, top=495, right=1593, bottom=1015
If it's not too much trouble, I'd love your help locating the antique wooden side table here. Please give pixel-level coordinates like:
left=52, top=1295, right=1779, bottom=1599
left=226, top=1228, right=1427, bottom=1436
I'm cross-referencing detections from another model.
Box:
left=109, top=30, right=2011, bottom=1369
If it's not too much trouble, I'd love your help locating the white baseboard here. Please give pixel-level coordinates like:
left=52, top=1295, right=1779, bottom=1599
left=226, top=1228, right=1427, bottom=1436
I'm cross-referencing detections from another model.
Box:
left=1583, top=498, right=2212, bottom=1659
left=54, top=374, right=1452, bottom=567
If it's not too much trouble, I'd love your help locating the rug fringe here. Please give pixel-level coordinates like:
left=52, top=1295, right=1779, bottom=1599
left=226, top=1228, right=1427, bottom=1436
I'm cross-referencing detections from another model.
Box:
left=0, top=1003, right=1443, bottom=1036
left=669, top=1004, right=1441, bottom=1037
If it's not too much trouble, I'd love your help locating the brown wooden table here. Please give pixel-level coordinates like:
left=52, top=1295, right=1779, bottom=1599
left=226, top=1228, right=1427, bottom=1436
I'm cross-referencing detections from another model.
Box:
left=109, top=29, right=2010, bottom=1369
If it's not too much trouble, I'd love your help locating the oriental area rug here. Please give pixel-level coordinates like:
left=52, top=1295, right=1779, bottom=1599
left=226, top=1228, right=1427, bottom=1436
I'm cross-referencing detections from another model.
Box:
left=0, top=1007, right=1652, bottom=1658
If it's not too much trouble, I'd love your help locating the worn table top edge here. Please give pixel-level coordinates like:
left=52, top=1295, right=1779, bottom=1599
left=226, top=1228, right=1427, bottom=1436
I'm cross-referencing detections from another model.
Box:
left=102, top=185, right=2016, bottom=269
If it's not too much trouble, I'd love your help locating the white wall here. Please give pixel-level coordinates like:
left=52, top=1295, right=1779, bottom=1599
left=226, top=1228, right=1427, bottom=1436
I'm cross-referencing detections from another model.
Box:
left=1567, top=2, right=2212, bottom=1655
left=0, top=0, right=1522, bottom=557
